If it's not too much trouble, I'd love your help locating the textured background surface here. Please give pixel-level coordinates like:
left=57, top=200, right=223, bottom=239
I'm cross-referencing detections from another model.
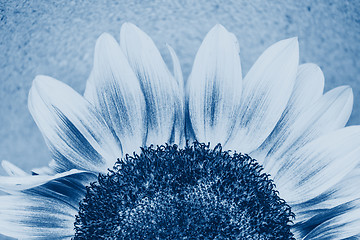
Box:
left=0, top=1, right=359, bottom=238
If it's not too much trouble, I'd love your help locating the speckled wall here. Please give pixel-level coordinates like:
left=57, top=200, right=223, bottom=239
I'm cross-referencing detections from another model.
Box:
left=0, top=1, right=359, bottom=238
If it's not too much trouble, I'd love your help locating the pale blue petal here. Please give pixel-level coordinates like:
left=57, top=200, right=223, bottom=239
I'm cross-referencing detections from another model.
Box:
left=302, top=199, right=360, bottom=239
left=167, top=44, right=185, bottom=146
left=1, top=160, right=28, bottom=176
left=187, top=24, right=242, bottom=145
left=264, top=85, right=353, bottom=176
left=120, top=23, right=181, bottom=146
left=0, top=195, right=76, bottom=239
left=252, top=63, right=324, bottom=163
left=226, top=38, right=298, bottom=153
left=274, top=126, right=360, bottom=204
left=28, top=75, right=122, bottom=173
left=0, top=169, right=87, bottom=194
left=84, top=33, right=146, bottom=155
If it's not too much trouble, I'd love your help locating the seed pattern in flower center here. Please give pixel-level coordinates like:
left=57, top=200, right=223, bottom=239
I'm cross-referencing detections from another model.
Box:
left=74, top=142, right=295, bottom=239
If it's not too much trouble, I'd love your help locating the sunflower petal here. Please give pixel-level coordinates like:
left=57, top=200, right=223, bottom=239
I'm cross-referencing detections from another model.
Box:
left=120, top=23, right=181, bottom=146
left=28, top=75, right=121, bottom=173
left=253, top=63, right=324, bottom=162
left=0, top=195, right=76, bottom=239
left=84, top=33, right=146, bottom=155
left=1, top=160, right=28, bottom=176
left=167, top=44, right=185, bottom=145
left=187, top=24, right=242, bottom=145
left=303, top=200, right=360, bottom=239
left=0, top=169, right=86, bottom=193
left=226, top=38, right=298, bottom=153
left=293, top=168, right=360, bottom=223
left=275, top=126, right=360, bottom=204
left=265, top=85, right=353, bottom=175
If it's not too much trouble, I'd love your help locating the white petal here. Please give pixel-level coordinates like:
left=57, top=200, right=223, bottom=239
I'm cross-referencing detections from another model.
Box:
left=187, top=24, right=242, bottom=145
left=28, top=75, right=122, bottom=173
left=303, top=200, right=360, bottom=239
left=293, top=168, right=360, bottom=223
left=274, top=126, right=360, bottom=204
left=253, top=63, right=324, bottom=163
left=120, top=23, right=181, bottom=146
left=1, top=160, right=28, bottom=176
left=167, top=44, right=185, bottom=145
left=0, top=169, right=87, bottom=193
left=265, top=85, right=353, bottom=176
left=84, top=33, right=146, bottom=155
left=0, top=195, right=76, bottom=239
left=31, top=159, right=69, bottom=175
left=226, top=38, right=298, bottom=153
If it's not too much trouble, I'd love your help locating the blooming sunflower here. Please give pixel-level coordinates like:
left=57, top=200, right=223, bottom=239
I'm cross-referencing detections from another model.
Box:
left=1, top=23, right=360, bottom=239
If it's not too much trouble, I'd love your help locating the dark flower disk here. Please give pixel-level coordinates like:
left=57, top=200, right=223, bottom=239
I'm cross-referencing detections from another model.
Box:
left=74, top=142, right=295, bottom=239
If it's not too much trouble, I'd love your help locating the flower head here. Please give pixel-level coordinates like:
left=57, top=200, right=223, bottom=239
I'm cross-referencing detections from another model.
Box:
left=1, top=23, right=359, bottom=239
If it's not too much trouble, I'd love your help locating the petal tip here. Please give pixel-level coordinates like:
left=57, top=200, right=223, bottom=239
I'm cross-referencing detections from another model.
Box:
left=121, top=22, right=141, bottom=37
left=97, top=32, right=114, bottom=43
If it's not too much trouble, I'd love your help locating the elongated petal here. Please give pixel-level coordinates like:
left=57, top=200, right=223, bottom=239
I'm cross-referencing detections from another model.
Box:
left=187, top=24, right=242, bottom=145
left=303, top=200, right=360, bottom=239
left=120, top=23, right=181, bottom=146
left=167, top=44, right=185, bottom=145
left=293, top=168, right=360, bottom=223
left=262, top=85, right=353, bottom=174
left=253, top=63, right=324, bottom=162
left=226, top=38, right=298, bottom=153
left=28, top=75, right=121, bottom=173
left=274, top=126, right=360, bottom=204
left=0, top=195, right=76, bottom=239
left=0, top=169, right=86, bottom=193
left=84, top=33, right=146, bottom=155
left=23, top=171, right=96, bottom=209
left=1, top=160, right=28, bottom=176
left=31, top=159, right=69, bottom=175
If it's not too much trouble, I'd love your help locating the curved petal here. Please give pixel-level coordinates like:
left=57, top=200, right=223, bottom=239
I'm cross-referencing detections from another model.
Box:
left=293, top=168, right=360, bottom=224
left=84, top=33, right=146, bottom=155
left=262, top=85, right=353, bottom=173
left=0, top=195, right=78, bottom=239
left=28, top=75, right=121, bottom=173
left=120, top=23, right=181, bottom=146
left=274, top=126, right=360, bottom=204
left=253, top=63, right=324, bottom=163
left=31, top=159, right=70, bottom=175
left=1, top=160, right=28, bottom=176
left=167, top=44, right=185, bottom=145
left=187, top=24, right=242, bottom=145
left=0, top=170, right=95, bottom=240
left=303, top=200, right=360, bottom=239
left=226, top=38, right=298, bottom=154
left=0, top=169, right=87, bottom=193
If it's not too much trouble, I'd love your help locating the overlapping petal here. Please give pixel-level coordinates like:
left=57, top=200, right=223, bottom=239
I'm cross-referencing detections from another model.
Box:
left=0, top=169, right=95, bottom=239
left=261, top=85, right=353, bottom=174
left=274, top=126, right=360, bottom=204
left=120, top=23, right=183, bottom=145
left=0, top=195, right=76, bottom=239
left=1, top=160, right=28, bottom=176
left=84, top=33, right=146, bottom=155
left=28, top=75, right=121, bottom=173
left=252, top=63, right=325, bottom=162
left=303, top=200, right=360, bottom=239
left=226, top=38, right=298, bottom=153
left=167, top=44, right=185, bottom=145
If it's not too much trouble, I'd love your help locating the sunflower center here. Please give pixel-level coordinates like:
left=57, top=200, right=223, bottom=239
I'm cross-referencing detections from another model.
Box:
left=73, top=142, right=295, bottom=239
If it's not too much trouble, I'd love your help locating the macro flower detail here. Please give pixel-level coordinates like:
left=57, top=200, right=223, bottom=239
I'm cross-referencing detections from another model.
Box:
left=0, top=23, right=359, bottom=239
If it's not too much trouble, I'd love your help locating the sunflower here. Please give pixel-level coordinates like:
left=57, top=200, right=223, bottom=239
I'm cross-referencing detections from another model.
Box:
left=1, top=23, right=359, bottom=239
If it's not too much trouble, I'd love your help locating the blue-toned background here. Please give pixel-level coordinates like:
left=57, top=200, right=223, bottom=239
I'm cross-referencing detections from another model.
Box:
left=0, top=1, right=359, bottom=238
